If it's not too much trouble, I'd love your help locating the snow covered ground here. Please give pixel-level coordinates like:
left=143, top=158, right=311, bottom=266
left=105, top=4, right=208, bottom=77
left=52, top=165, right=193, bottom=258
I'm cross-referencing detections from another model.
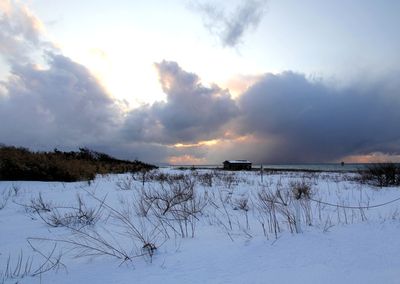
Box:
left=1, top=168, right=400, bottom=283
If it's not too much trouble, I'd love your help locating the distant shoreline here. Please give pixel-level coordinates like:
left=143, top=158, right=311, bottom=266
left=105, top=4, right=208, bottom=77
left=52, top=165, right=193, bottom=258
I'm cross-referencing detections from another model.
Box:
left=164, top=163, right=400, bottom=173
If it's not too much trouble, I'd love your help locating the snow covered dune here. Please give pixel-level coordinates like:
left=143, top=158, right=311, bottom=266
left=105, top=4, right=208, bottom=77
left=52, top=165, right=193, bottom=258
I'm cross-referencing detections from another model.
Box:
left=1, top=169, right=399, bottom=283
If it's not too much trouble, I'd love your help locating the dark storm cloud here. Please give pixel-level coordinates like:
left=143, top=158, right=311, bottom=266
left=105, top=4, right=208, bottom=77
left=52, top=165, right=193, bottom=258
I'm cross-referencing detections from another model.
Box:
left=95, top=141, right=171, bottom=164
left=1, top=2, right=239, bottom=163
left=0, top=53, right=122, bottom=148
left=191, top=0, right=268, bottom=47
left=0, top=1, right=136, bottom=159
left=122, top=60, right=239, bottom=144
left=234, top=72, right=400, bottom=163
left=2, top=0, right=400, bottom=164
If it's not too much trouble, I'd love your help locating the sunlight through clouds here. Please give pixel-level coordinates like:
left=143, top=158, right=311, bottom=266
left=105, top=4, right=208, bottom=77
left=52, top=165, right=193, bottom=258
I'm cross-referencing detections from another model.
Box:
left=1, top=0, right=400, bottom=164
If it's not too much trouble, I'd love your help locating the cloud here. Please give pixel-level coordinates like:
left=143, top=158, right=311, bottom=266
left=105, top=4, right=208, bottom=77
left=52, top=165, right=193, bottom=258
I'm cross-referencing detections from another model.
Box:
left=222, top=74, right=262, bottom=97
left=0, top=1, right=123, bottom=154
left=231, top=71, right=400, bottom=163
left=121, top=60, right=239, bottom=144
left=0, top=0, right=51, bottom=63
left=1, top=2, right=231, bottom=164
left=2, top=1, right=400, bottom=165
left=0, top=53, right=122, bottom=148
left=95, top=141, right=171, bottom=165
left=191, top=0, right=268, bottom=47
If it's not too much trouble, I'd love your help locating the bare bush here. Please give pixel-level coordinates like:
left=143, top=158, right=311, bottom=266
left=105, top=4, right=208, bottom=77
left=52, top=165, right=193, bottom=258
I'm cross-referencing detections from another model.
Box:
left=233, top=197, right=249, bottom=212
left=29, top=229, right=135, bottom=265
left=116, top=175, right=135, bottom=191
left=29, top=190, right=166, bottom=265
left=134, top=188, right=153, bottom=218
left=255, top=184, right=305, bottom=236
left=197, top=172, right=213, bottom=187
left=221, top=173, right=239, bottom=189
left=290, top=180, right=313, bottom=226
left=0, top=184, right=21, bottom=210
left=142, top=242, right=157, bottom=261
left=0, top=251, right=33, bottom=282
left=138, top=176, right=207, bottom=238
left=23, top=193, right=102, bottom=229
left=136, top=169, right=150, bottom=187
left=233, top=197, right=250, bottom=230
left=146, top=171, right=186, bottom=184
left=358, top=163, right=400, bottom=187
left=145, top=180, right=195, bottom=216
left=0, top=189, right=12, bottom=210
left=210, top=171, right=240, bottom=188
left=273, top=189, right=299, bottom=234
left=47, top=194, right=102, bottom=228
left=0, top=245, right=64, bottom=283
left=207, top=187, right=234, bottom=231
left=290, top=180, right=313, bottom=200
left=29, top=193, right=52, bottom=213
left=256, top=188, right=281, bottom=238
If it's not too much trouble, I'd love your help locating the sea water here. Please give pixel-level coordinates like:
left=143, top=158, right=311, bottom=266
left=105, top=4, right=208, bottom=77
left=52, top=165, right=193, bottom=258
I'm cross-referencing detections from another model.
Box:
left=170, top=163, right=400, bottom=172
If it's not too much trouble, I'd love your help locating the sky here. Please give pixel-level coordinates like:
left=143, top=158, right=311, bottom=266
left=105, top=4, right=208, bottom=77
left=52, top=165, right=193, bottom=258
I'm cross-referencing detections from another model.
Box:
left=1, top=0, right=400, bottom=165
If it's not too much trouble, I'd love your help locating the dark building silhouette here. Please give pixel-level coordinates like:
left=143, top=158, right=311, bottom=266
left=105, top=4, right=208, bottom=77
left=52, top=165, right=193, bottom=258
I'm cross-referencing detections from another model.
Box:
left=223, top=160, right=252, bottom=171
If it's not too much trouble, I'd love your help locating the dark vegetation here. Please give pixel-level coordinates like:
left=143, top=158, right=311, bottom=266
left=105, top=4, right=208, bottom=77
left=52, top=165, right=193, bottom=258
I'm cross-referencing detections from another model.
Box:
left=0, top=146, right=156, bottom=182
left=358, top=163, right=400, bottom=187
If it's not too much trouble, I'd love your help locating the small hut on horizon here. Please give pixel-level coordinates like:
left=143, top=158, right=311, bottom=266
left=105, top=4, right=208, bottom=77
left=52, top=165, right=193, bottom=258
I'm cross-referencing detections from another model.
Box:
left=223, top=160, right=252, bottom=171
